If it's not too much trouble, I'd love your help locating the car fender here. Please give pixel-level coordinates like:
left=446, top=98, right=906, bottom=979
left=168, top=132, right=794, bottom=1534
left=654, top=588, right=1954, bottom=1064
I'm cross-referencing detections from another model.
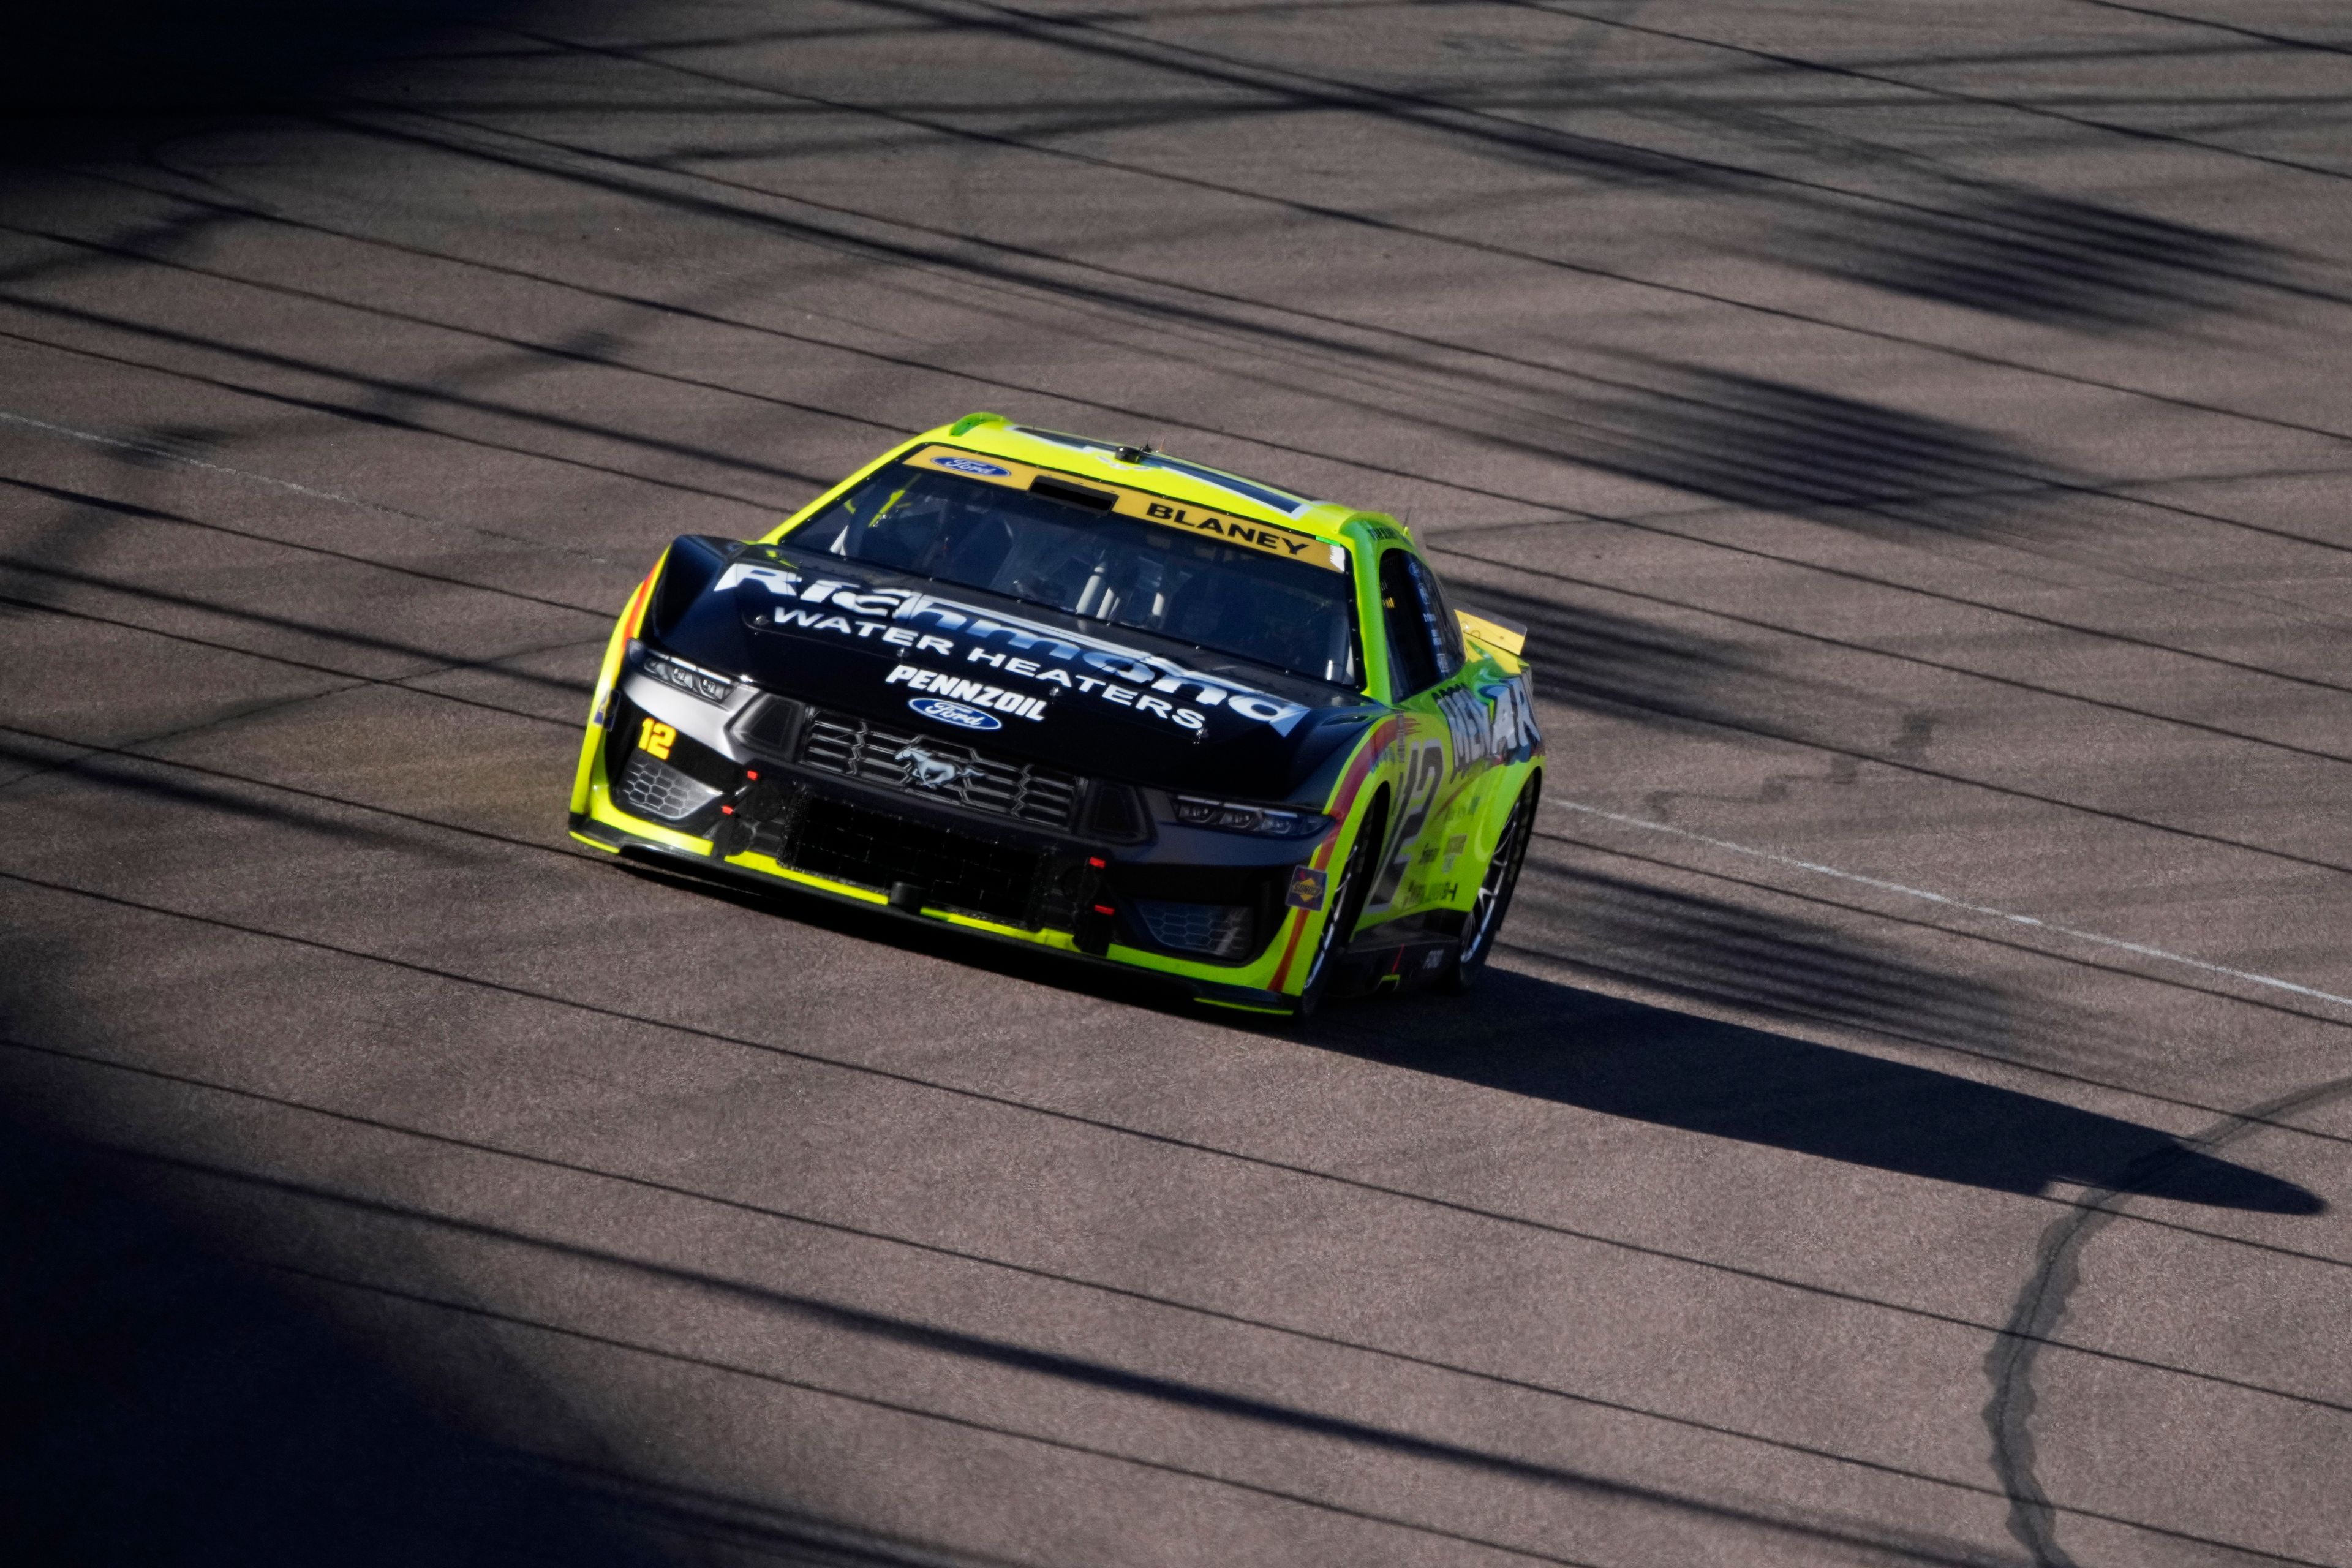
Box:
left=569, top=549, right=668, bottom=816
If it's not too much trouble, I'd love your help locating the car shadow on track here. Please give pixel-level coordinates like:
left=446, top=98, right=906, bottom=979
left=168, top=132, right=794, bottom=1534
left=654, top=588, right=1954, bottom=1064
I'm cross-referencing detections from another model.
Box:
left=1294, top=853, right=2320, bottom=1215
left=625, top=845, right=2320, bottom=1216
left=1310, top=967, right=2319, bottom=1213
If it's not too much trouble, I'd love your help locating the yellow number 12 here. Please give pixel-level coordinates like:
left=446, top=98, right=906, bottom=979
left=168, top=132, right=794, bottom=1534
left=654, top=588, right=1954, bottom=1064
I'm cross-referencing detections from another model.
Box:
left=638, top=718, right=677, bottom=760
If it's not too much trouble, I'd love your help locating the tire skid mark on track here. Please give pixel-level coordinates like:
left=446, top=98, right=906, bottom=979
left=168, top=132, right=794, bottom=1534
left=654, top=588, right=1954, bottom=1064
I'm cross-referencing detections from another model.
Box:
left=0, top=405, right=620, bottom=564
left=361, top=96, right=2347, bottom=514
left=0, top=723, right=565, bottom=851
left=21, top=410, right=2352, bottom=896
left=0, top=598, right=586, bottom=733
left=43, top=162, right=2352, bottom=666
left=1984, top=1072, right=2352, bottom=1568
left=55, top=165, right=2352, bottom=594
left=837, top=0, right=2352, bottom=283
left=1496, top=682, right=2352, bottom=884
left=262, top=1264, right=1607, bottom=1568
left=0, top=291, right=834, bottom=495
left=1540, top=800, right=2352, bottom=1014
left=1532, top=684, right=2352, bottom=882
left=7, top=712, right=2348, bottom=1158
left=1439, top=543, right=2352, bottom=698
left=21, top=416, right=2348, bottom=799
left=2078, top=0, right=2352, bottom=59
left=69, top=1137, right=2073, bottom=1568
left=1504, top=0, right=2352, bottom=189
left=321, top=102, right=2352, bottom=672
left=4, top=863, right=2348, bottom=1422
left=0, top=472, right=619, bottom=618
left=1439, top=553, right=2352, bottom=761
left=85, top=94, right=2352, bottom=678
left=0, top=221, right=911, bottom=443
left=652, top=0, right=2352, bottom=404
left=7, top=1028, right=2340, bottom=1567
left=1532, top=829, right=2352, bottom=1142
left=466, top=88, right=2352, bottom=617
left=0, top=325, right=798, bottom=516
left=0, top=606, right=587, bottom=807
left=0, top=560, right=598, bottom=699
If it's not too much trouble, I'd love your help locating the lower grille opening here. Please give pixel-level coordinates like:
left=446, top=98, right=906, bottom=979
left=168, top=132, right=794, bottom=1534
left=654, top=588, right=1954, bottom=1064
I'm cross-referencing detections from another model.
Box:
left=787, top=796, right=1041, bottom=924
left=616, top=752, right=722, bottom=822
left=1131, top=899, right=1255, bottom=960
left=1110, top=862, right=1286, bottom=965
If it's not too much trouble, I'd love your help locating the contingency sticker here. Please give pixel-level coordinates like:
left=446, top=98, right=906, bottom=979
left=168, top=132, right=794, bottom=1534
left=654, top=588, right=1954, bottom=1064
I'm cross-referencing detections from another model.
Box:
left=903, top=445, right=1348, bottom=573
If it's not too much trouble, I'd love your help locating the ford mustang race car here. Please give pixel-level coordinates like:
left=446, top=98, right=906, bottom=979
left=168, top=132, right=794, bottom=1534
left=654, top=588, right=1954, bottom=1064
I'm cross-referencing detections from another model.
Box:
left=567, top=413, right=1544, bottom=1016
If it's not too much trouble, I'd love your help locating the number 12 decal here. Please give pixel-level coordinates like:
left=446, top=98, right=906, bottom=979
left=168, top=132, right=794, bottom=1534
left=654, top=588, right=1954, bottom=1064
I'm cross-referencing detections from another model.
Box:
left=1371, top=739, right=1444, bottom=907
left=638, top=718, right=677, bottom=760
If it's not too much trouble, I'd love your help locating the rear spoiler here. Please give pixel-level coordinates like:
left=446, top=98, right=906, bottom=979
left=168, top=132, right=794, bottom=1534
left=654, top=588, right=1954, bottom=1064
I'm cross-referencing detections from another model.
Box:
left=1457, top=608, right=1527, bottom=657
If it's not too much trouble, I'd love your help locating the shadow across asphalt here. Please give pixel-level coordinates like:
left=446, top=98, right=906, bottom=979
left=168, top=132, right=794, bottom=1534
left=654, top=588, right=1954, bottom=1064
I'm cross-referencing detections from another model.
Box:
left=0, top=1098, right=989, bottom=1567
left=622, top=838, right=2318, bottom=1216
left=0, top=1107, right=663, bottom=1567
left=4, top=1, right=518, bottom=120
left=1300, top=964, right=2319, bottom=1216
left=1792, top=183, right=2286, bottom=328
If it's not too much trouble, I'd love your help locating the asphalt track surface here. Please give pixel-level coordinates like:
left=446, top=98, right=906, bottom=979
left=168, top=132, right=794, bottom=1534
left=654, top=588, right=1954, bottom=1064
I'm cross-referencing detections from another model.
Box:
left=5, top=3, right=2352, bottom=1564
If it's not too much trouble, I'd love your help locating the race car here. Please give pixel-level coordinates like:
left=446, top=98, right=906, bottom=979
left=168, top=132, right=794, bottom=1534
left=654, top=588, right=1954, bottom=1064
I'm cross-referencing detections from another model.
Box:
left=567, top=413, right=1544, bottom=1016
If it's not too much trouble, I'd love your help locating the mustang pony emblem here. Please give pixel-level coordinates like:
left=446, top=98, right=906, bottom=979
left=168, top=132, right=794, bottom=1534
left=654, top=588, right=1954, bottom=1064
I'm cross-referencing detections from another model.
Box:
left=893, top=745, right=972, bottom=790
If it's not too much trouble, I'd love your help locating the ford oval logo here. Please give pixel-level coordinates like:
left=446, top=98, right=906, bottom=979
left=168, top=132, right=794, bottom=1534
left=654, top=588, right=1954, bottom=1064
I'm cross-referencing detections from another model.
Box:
left=932, top=456, right=1008, bottom=477
left=908, top=696, right=1002, bottom=731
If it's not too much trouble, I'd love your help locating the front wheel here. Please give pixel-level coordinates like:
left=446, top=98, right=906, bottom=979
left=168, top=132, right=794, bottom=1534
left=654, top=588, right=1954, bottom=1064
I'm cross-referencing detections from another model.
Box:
left=1292, top=807, right=1381, bottom=1019
left=1436, top=777, right=1537, bottom=994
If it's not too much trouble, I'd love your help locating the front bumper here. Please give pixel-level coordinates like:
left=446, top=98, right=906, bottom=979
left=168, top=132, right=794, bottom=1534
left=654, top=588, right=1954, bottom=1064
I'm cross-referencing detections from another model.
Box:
left=571, top=666, right=1331, bottom=1010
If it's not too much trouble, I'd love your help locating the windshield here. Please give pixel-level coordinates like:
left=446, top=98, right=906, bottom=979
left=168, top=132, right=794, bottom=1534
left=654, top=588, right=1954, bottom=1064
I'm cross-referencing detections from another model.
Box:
left=783, top=463, right=1362, bottom=685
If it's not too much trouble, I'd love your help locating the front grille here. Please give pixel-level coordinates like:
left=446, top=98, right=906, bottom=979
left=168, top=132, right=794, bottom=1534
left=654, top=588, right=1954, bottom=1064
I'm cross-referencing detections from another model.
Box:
left=616, top=752, right=721, bottom=821
left=788, top=796, right=1042, bottom=924
left=798, top=709, right=1079, bottom=828
left=1132, top=899, right=1256, bottom=960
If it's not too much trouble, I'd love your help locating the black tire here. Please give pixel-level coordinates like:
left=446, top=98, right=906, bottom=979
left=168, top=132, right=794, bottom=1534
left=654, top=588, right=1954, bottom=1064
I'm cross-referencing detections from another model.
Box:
left=1436, top=777, right=1537, bottom=994
left=1292, top=804, right=1382, bottom=1019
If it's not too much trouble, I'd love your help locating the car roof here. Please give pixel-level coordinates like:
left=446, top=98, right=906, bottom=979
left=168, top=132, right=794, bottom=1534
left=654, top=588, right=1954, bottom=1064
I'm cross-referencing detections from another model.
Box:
left=922, top=413, right=1385, bottom=547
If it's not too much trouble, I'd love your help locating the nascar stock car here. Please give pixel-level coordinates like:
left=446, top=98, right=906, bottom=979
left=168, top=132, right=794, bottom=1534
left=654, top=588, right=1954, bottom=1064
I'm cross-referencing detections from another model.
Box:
left=567, top=413, right=1544, bottom=1016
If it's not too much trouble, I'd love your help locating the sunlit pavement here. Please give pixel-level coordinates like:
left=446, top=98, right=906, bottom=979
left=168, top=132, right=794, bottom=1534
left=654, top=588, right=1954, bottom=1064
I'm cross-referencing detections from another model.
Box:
left=4, top=4, right=2351, bottom=1564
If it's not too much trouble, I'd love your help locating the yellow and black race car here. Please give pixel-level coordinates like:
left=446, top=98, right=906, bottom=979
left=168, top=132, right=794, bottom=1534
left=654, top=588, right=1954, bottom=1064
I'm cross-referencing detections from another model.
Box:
left=568, top=413, right=1544, bottom=1016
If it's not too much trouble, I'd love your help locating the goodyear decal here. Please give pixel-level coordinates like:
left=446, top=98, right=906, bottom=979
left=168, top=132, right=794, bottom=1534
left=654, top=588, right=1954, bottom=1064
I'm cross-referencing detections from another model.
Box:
left=903, top=445, right=1348, bottom=573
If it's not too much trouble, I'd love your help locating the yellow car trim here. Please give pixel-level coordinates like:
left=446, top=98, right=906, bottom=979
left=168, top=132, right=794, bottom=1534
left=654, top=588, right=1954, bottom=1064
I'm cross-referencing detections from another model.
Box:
left=1457, top=609, right=1526, bottom=657
left=900, top=444, right=1349, bottom=573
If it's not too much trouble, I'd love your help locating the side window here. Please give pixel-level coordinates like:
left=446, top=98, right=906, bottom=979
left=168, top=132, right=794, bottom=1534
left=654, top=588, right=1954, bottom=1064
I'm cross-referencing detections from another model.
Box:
left=1404, top=555, right=1466, bottom=679
left=1379, top=549, right=1441, bottom=695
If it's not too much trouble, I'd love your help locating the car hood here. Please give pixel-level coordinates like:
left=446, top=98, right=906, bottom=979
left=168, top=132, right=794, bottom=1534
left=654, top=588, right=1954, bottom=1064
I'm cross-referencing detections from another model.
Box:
left=643, top=535, right=1382, bottom=800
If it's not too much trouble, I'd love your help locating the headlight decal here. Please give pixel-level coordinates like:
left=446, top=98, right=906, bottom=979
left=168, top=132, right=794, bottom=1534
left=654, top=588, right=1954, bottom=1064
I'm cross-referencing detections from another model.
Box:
left=635, top=644, right=736, bottom=704
left=1171, top=794, right=1329, bottom=839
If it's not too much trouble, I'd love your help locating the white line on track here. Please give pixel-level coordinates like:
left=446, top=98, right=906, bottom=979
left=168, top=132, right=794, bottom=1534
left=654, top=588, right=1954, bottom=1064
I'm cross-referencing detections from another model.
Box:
left=0, top=406, right=614, bottom=563
left=1545, top=797, right=2352, bottom=1014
